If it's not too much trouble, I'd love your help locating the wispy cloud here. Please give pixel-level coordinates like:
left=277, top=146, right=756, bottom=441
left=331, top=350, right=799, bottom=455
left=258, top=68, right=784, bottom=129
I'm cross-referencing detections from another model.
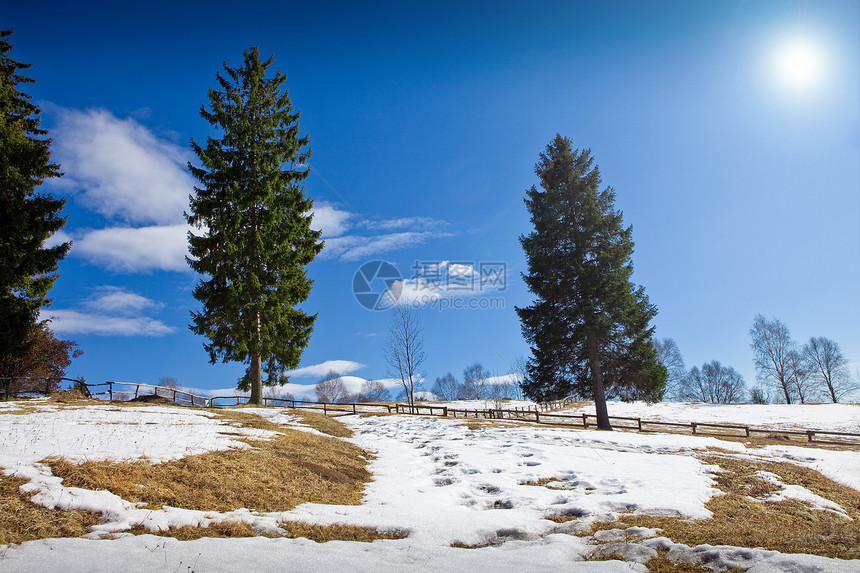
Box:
left=285, top=360, right=366, bottom=379
left=52, top=108, right=451, bottom=271
left=41, top=310, right=174, bottom=337
left=322, top=231, right=451, bottom=262
left=84, top=286, right=165, bottom=315
left=364, top=217, right=442, bottom=231
left=73, top=224, right=190, bottom=273
left=41, top=287, right=173, bottom=337
left=53, top=108, right=193, bottom=225
left=312, top=203, right=354, bottom=238
left=312, top=202, right=452, bottom=261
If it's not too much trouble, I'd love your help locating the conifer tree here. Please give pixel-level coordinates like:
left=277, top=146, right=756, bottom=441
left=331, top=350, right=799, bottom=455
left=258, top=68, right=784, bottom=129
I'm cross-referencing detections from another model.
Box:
left=516, top=135, right=665, bottom=429
left=0, top=30, right=70, bottom=366
left=186, top=47, right=322, bottom=405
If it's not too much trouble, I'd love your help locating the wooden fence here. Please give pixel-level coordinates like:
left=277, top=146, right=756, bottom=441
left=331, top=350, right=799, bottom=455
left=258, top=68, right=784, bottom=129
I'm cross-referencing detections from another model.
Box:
left=395, top=404, right=860, bottom=446
left=12, top=379, right=855, bottom=447
left=0, top=376, right=83, bottom=400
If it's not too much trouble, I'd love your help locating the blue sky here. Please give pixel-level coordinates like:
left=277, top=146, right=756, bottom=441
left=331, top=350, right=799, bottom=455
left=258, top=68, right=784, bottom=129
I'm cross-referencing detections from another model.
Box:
left=8, top=0, right=859, bottom=399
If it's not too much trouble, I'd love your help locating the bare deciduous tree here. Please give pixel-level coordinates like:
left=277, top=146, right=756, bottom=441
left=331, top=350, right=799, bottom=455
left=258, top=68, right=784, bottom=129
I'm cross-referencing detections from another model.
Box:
left=431, top=372, right=460, bottom=401
left=315, top=370, right=349, bottom=403
left=384, top=306, right=425, bottom=405
left=652, top=338, right=686, bottom=401
left=786, top=349, right=815, bottom=404
left=265, top=385, right=295, bottom=401
left=803, top=336, right=856, bottom=403
left=157, top=376, right=179, bottom=397
left=357, top=380, right=391, bottom=403
left=679, top=360, right=745, bottom=404
left=507, top=356, right=529, bottom=400
left=750, top=314, right=795, bottom=404
left=496, top=373, right=515, bottom=401
left=462, top=362, right=490, bottom=401
left=749, top=386, right=769, bottom=404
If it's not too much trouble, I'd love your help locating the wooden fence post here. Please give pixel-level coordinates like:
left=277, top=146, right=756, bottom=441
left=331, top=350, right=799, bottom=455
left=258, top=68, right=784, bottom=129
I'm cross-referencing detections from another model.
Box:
left=109, top=382, right=113, bottom=401
left=353, top=403, right=357, bottom=414
left=582, top=413, right=587, bottom=428
left=442, top=406, right=448, bottom=417
left=535, top=411, right=540, bottom=423
left=691, top=423, right=697, bottom=435
left=807, top=431, right=814, bottom=443
left=637, top=418, right=642, bottom=431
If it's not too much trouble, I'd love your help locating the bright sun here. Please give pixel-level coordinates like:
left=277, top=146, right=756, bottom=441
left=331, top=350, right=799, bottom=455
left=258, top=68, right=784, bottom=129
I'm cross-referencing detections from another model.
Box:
left=772, top=38, right=826, bottom=92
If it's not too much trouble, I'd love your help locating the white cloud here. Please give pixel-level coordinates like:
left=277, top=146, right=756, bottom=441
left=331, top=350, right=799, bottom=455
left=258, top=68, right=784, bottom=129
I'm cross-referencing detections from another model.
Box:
left=311, top=204, right=354, bottom=238
left=50, top=107, right=452, bottom=270
left=53, top=108, right=193, bottom=225
left=40, top=286, right=173, bottom=337
left=322, top=231, right=451, bottom=261
left=310, top=203, right=452, bottom=261
left=364, top=217, right=443, bottom=231
left=73, top=224, right=190, bottom=273
left=391, top=260, right=507, bottom=307
left=285, top=360, right=366, bottom=379
left=85, top=286, right=165, bottom=316
left=395, top=278, right=444, bottom=306
left=43, top=230, right=72, bottom=249
left=485, top=373, right=522, bottom=386
left=40, top=309, right=174, bottom=337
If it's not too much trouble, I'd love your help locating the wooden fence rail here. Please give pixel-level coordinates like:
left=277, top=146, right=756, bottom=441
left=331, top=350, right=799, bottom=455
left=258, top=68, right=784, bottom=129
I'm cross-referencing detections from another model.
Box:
left=13, top=379, right=853, bottom=447
left=384, top=402, right=860, bottom=446
left=1, top=377, right=84, bottom=400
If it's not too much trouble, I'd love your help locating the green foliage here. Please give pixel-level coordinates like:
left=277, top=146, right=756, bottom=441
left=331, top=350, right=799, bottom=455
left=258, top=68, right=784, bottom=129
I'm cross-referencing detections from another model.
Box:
left=186, top=47, right=322, bottom=403
left=516, top=135, right=665, bottom=418
left=0, top=30, right=70, bottom=365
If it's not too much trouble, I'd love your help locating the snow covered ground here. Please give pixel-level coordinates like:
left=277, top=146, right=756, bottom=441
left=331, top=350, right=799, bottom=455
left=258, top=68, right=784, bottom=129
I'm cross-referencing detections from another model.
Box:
left=559, top=401, right=860, bottom=433
left=1, top=399, right=859, bottom=572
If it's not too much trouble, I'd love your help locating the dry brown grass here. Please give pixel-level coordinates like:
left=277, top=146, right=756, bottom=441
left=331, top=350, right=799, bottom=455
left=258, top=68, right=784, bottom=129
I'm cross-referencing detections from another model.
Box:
left=290, top=409, right=354, bottom=438
left=278, top=521, right=405, bottom=542
left=126, top=521, right=405, bottom=543
left=449, top=541, right=492, bottom=549
left=644, top=553, right=743, bottom=573
left=585, top=454, right=860, bottom=560
left=49, top=412, right=371, bottom=513
left=0, top=474, right=99, bottom=545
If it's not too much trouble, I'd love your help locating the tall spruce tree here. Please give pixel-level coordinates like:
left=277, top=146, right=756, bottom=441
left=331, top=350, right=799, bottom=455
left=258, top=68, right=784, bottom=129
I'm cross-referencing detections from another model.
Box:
left=516, top=135, right=665, bottom=429
left=0, top=30, right=70, bottom=366
left=186, top=47, right=322, bottom=405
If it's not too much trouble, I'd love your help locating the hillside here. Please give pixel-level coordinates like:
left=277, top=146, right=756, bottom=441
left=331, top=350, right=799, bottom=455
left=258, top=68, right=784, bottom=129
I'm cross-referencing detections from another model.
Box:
left=1, top=398, right=859, bottom=572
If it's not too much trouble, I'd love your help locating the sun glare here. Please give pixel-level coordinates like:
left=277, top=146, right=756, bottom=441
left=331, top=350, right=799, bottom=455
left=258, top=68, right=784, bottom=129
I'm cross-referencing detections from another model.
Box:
left=772, top=37, right=827, bottom=92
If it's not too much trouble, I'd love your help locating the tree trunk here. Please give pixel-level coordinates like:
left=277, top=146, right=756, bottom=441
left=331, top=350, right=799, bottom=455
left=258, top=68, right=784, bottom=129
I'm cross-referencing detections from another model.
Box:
left=780, top=376, right=792, bottom=405
left=249, top=311, right=263, bottom=405
left=249, top=351, right=262, bottom=405
left=826, top=377, right=837, bottom=403
left=587, top=334, right=612, bottom=430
